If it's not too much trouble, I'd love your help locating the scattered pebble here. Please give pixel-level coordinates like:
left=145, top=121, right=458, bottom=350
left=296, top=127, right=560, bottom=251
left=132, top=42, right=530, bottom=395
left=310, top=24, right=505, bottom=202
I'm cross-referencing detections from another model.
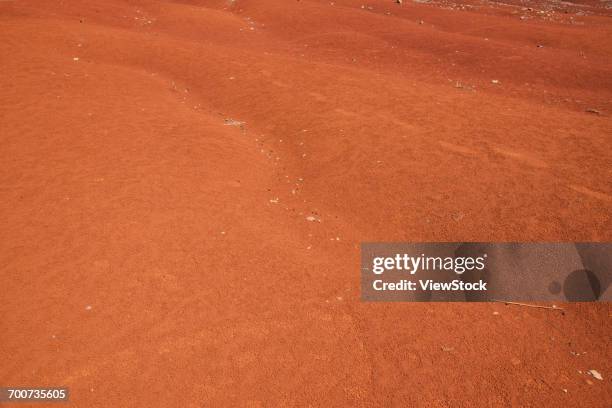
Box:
left=452, top=212, right=464, bottom=221
left=306, top=215, right=321, bottom=222
left=587, top=369, right=603, bottom=381
left=85, top=305, right=92, bottom=311
left=491, top=79, right=500, bottom=84
left=224, top=118, right=245, bottom=127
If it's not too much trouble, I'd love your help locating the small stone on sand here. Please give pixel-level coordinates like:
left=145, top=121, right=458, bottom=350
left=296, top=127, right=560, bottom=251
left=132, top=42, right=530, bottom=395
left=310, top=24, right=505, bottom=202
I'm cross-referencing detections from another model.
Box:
left=587, top=369, right=603, bottom=381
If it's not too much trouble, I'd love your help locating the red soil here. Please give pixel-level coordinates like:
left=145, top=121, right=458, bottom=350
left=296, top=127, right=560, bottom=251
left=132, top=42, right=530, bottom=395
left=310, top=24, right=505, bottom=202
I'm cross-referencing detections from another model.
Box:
left=1, top=0, right=611, bottom=406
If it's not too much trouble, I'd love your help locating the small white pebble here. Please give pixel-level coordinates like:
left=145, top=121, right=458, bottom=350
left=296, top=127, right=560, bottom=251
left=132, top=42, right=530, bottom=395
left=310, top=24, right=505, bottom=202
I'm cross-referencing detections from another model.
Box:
left=588, top=369, right=603, bottom=381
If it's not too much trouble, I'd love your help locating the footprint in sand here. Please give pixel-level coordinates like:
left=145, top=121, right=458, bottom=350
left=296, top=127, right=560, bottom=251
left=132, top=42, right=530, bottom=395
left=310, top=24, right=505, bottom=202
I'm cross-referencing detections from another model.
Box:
left=438, top=141, right=479, bottom=157
left=568, top=185, right=612, bottom=203
left=334, top=107, right=359, bottom=117
left=308, top=91, right=327, bottom=102
left=491, top=147, right=549, bottom=169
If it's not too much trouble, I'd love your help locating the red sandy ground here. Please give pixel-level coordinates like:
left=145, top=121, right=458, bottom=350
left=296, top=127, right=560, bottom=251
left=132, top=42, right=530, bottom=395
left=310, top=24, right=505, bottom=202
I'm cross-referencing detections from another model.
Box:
left=1, top=0, right=611, bottom=406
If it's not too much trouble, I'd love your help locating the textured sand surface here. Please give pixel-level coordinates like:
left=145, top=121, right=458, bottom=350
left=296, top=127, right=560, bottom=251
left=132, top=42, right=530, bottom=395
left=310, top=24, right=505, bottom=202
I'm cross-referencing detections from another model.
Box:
left=1, top=0, right=611, bottom=406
